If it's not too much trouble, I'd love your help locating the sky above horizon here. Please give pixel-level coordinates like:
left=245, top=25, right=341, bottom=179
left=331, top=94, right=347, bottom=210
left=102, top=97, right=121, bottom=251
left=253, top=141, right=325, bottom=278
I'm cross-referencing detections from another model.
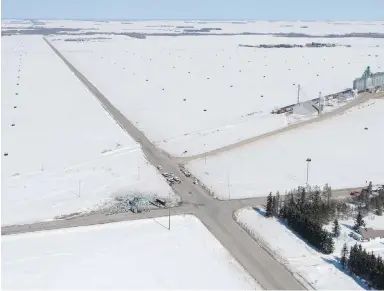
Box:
left=2, top=0, right=384, bottom=21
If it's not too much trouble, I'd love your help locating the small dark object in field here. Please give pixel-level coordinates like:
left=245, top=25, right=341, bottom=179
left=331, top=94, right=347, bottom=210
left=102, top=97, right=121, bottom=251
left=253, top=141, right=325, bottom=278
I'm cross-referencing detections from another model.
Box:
left=203, top=109, right=207, bottom=112
left=365, top=127, right=368, bottom=130
left=4, top=153, right=8, bottom=156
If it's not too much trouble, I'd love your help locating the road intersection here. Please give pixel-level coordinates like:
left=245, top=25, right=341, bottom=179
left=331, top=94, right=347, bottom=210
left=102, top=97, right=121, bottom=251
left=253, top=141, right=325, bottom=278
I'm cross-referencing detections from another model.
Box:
left=2, top=37, right=375, bottom=290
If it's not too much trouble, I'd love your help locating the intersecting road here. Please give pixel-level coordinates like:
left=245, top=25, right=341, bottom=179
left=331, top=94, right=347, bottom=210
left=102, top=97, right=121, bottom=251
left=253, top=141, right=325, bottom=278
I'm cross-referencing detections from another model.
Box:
left=177, top=91, right=383, bottom=163
left=2, top=37, right=370, bottom=290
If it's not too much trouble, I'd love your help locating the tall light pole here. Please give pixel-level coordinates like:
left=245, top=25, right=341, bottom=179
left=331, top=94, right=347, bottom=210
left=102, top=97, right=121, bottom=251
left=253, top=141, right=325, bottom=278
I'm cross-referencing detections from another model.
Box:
left=297, top=84, right=301, bottom=104
left=306, top=158, right=312, bottom=185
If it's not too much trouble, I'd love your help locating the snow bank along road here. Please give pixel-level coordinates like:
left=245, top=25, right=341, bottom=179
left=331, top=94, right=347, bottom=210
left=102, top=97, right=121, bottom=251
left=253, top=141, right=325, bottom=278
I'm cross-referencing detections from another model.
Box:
left=33, top=37, right=303, bottom=290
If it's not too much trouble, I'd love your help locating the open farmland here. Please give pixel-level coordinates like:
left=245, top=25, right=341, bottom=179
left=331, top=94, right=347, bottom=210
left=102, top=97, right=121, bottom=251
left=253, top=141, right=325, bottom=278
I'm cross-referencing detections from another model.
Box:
left=4, top=19, right=384, bottom=35
left=51, top=33, right=384, bottom=157
left=236, top=207, right=384, bottom=290
left=1, top=35, right=176, bottom=226
left=186, top=99, right=384, bottom=199
left=1, top=215, right=261, bottom=290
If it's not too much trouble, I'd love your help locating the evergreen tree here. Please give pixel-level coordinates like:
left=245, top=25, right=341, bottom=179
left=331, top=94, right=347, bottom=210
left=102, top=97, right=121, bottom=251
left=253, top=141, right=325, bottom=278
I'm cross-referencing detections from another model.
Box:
left=271, top=196, right=277, bottom=216
left=367, top=181, right=373, bottom=194
left=275, top=191, right=280, bottom=215
left=340, top=243, right=348, bottom=269
left=266, top=192, right=274, bottom=217
left=322, top=232, right=335, bottom=254
left=376, top=200, right=383, bottom=216
left=354, top=211, right=366, bottom=231
left=332, top=218, right=341, bottom=237
left=323, top=183, right=332, bottom=206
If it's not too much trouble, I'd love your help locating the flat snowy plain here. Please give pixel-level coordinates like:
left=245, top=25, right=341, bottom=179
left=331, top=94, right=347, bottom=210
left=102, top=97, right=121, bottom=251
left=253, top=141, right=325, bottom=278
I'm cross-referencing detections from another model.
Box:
left=1, top=35, right=176, bottom=226
left=51, top=32, right=384, bottom=157
left=5, top=19, right=384, bottom=35
left=1, top=215, right=261, bottom=290
left=187, top=99, right=384, bottom=199
left=236, top=207, right=384, bottom=290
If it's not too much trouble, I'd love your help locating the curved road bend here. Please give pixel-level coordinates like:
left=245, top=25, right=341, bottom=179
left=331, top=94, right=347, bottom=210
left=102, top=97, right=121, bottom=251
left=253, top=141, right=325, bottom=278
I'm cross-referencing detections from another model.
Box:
left=41, top=37, right=305, bottom=290
left=178, top=91, right=384, bottom=163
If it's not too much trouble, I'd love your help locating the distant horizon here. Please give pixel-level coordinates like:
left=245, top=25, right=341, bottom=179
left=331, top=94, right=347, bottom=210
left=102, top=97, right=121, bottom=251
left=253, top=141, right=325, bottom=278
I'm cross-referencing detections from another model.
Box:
left=2, top=18, right=383, bottom=22
left=2, top=0, right=384, bottom=21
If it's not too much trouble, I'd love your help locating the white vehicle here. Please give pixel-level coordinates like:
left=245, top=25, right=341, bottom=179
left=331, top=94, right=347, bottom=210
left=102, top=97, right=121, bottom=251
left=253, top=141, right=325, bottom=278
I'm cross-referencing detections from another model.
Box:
left=173, top=177, right=181, bottom=184
left=157, top=165, right=162, bottom=170
left=180, top=168, right=191, bottom=177
left=162, top=172, right=170, bottom=177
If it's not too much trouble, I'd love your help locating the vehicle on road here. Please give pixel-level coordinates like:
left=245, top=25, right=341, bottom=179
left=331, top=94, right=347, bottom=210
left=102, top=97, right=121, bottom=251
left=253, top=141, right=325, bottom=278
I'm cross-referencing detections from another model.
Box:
left=180, top=167, right=191, bottom=177
left=173, top=176, right=181, bottom=183
left=157, top=165, right=162, bottom=170
left=350, top=190, right=360, bottom=196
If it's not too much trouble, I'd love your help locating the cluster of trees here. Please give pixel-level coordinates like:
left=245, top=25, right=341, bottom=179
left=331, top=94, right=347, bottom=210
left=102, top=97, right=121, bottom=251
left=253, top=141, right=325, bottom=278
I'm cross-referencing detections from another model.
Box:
left=341, top=243, right=384, bottom=289
left=264, top=183, right=384, bottom=288
left=265, top=184, right=336, bottom=254
left=353, top=182, right=384, bottom=216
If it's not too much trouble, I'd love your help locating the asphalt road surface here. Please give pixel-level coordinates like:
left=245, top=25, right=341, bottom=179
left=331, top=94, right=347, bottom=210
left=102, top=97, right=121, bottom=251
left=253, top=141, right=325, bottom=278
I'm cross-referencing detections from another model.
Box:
left=3, top=37, right=367, bottom=290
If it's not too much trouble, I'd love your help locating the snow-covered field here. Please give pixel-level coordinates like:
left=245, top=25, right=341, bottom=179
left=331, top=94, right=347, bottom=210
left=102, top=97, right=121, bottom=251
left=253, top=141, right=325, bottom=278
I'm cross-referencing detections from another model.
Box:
left=236, top=207, right=384, bottom=290
left=3, top=19, right=384, bottom=35
left=1, top=215, right=261, bottom=290
left=49, top=32, right=384, bottom=156
left=187, top=99, right=384, bottom=199
left=1, top=35, right=176, bottom=226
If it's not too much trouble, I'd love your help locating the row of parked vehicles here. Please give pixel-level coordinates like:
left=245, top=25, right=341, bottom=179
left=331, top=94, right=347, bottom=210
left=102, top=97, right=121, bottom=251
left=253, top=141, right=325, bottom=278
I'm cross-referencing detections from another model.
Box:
left=157, top=165, right=192, bottom=186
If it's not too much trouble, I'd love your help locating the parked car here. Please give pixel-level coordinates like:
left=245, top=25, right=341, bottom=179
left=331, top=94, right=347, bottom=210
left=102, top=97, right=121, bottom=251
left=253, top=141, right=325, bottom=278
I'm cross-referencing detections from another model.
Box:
left=350, top=190, right=360, bottom=196
left=173, top=176, right=181, bottom=184
left=180, top=168, right=191, bottom=177
left=157, top=165, right=162, bottom=170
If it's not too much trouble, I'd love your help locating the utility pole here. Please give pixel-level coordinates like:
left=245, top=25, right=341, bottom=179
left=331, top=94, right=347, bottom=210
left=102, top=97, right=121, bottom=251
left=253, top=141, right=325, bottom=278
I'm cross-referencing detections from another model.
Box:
left=297, top=84, right=301, bottom=104
left=204, top=144, right=207, bottom=165
left=168, top=206, right=171, bottom=230
left=227, top=172, right=231, bottom=200
left=318, top=91, right=322, bottom=114
left=306, top=158, right=312, bottom=185
left=138, top=166, right=140, bottom=181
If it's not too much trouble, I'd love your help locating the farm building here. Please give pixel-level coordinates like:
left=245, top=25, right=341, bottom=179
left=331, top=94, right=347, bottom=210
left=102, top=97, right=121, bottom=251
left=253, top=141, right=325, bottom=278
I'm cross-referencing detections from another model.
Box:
left=353, top=67, right=384, bottom=92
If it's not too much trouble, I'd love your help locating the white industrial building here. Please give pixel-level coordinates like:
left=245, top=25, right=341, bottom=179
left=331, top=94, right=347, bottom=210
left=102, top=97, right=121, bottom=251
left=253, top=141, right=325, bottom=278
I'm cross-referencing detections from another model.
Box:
left=353, top=67, right=384, bottom=92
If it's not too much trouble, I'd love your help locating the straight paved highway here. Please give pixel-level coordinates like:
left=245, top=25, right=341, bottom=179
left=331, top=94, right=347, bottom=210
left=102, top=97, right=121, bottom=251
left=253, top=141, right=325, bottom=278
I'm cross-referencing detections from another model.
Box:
left=41, top=37, right=305, bottom=290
